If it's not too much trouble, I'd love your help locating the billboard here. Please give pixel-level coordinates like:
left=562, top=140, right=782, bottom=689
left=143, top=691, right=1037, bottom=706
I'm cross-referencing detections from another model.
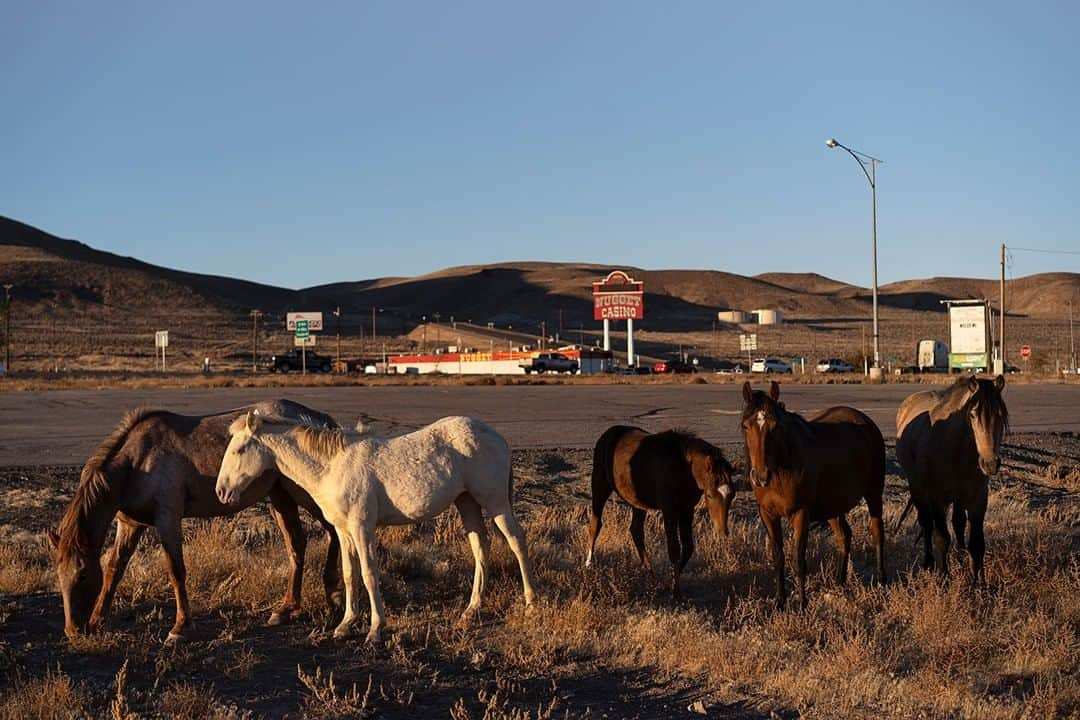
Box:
left=947, top=301, right=990, bottom=371
left=286, top=312, right=323, bottom=331
left=593, top=271, right=644, bottom=321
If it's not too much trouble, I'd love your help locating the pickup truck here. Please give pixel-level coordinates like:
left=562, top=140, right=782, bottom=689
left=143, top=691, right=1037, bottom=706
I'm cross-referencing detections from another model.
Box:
left=519, top=352, right=579, bottom=374
left=265, top=349, right=333, bottom=373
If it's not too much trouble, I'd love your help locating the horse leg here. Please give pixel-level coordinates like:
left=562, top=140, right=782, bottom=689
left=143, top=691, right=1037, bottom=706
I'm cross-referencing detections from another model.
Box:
left=968, top=486, right=989, bottom=585
left=455, top=493, right=490, bottom=617
left=828, top=516, right=852, bottom=586
left=89, top=520, right=145, bottom=631
left=792, top=510, right=809, bottom=611
left=952, top=504, right=967, bottom=552
left=866, top=493, right=887, bottom=585
left=915, top=500, right=934, bottom=570
left=930, top=504, right=951, bottom=576
left=353, top=525, right=387, bottom=643
left=332, top=527, right=360, bottom=638
left=492, top=512, right=537, bottom=607
left=586, top=479, right=612, bottom=569
left=674, top=509, right=695, bottom=599
left=267, top=486, right=306, bottom=626
left=629, top=507, right=653, bottom=577
left=155, top=515, right=191, bottom=644
left=760, top=508, right=786, bottom=610
left=660, top=508, right=683, bottom=599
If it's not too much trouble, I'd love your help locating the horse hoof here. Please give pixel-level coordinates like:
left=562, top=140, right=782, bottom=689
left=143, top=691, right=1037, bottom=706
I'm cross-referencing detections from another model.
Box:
left=164, top=632, right=183, bottom=646
left=332, top=626, right=351, bottom=639
left=364, top=631, right=381, bottom=644
left=267, top=612, right=285, bottom=627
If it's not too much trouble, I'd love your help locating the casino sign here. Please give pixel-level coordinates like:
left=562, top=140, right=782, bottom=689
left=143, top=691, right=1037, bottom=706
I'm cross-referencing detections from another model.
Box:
left=592, top=271, right=644, bottom=321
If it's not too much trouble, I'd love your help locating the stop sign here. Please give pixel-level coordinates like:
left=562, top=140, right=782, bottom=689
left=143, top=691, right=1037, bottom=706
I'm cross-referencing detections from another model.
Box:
left=1020, top=345, right=1032, bottom=359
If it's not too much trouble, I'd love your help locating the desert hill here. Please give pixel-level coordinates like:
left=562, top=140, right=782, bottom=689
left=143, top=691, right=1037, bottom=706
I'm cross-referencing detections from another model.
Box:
left=1, top=215, right=1076, bottom=371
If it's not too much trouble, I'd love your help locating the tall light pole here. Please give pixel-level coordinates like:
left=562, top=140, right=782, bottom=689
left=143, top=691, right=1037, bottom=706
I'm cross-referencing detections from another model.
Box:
left=249, top=309, right=262, bottom=373
left=2, top=284, right=11, bottom=372
left=826, top=138, right=883, bottom=377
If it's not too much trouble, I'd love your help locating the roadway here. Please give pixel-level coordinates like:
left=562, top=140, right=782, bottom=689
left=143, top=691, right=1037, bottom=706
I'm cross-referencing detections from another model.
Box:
left=1, top=382, right=1077, bottom=467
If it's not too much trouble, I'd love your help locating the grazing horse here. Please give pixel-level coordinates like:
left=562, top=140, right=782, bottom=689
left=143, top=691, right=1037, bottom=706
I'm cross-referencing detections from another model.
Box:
left=216, top=413, right=537, bottom=643
left=895, top=374, right=1008, bottom=581
left=585, top=426, right=736, bottom=598
left=740, top=381, right=887, bottom=610
left=46, top=400, right=343, bottom=644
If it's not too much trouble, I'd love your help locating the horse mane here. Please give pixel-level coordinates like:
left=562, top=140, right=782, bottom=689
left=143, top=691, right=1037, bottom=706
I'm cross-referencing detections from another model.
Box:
left=57, top=407, right=162, bottom=555
left=289, top=424, right=348, bottom=463
left=656, top=428, right=731, bottom=470
left=931, top=378, right=1010, bottom=431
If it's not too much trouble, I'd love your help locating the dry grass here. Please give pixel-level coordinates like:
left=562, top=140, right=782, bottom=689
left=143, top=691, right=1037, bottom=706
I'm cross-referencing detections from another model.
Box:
left=2, top=448, right=1078, bottom=718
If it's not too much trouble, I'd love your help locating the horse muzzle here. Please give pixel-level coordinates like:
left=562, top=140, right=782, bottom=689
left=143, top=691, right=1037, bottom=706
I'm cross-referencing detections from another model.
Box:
left=979, top=456, right=1001, bottom=476
left=216, top=485, right=240, bottom=506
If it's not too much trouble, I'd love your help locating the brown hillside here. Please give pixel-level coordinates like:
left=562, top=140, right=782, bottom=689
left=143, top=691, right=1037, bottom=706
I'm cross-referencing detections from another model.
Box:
left=754, top=272, right=859, bottom=295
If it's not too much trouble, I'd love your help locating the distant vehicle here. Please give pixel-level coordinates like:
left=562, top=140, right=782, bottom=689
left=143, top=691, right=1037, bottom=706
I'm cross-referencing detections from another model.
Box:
left=607, top=365, right=652, bottom=375
left=916, top=339, right=949, bottom=373
left=751, top=357, right=792, bottom=374
left=520, top=352, right=579, bottom=374
left=266, top=349, right=333, bottom=373
left=714, top=360, right=748, bottom=374
left=653, top=358, right=696, bottom=374
left=816, top=358, right=856, bottom=374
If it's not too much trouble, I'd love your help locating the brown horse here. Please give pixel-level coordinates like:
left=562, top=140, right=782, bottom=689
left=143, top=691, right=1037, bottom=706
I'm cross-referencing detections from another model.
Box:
left=585, top=425, right=736, bottom=598
left=740, top=381, right=886, bottom=610
left=46, top=400, right=343, bottom=643
left=895, top=374, right=1008, bottom=581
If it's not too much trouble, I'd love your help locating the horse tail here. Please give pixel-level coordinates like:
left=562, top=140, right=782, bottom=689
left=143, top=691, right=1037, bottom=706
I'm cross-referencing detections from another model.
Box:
left=894, top=497, right=915, bottom=533
left=56, top=408, right=161, bottom=552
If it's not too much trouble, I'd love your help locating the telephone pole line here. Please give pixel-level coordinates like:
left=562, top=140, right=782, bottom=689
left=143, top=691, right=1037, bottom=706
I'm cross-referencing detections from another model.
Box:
left=249, top=309, right=263, bottom=373
left=2, top=284, right=12, bottom=372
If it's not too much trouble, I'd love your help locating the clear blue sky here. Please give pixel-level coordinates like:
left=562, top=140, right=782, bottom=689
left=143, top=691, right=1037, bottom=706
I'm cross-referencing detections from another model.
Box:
left=3, top=1, right=1077, bottom=289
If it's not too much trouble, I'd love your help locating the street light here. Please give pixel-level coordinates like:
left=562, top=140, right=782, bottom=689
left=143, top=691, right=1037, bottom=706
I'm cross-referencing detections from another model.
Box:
left=826, top=137, right=884, bottom=376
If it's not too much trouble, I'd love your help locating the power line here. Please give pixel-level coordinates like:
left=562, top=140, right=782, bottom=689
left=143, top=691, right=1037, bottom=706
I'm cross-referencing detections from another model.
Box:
left=1008, top=246, right=1080, bottom=256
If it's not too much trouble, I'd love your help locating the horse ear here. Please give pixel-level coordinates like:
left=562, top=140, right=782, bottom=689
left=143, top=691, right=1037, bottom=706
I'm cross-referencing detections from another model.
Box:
left=741, top=381, right=753, bottom=405
left=994, top=374, right=1005, bottom=391
left=966, top=375, right=979, bottom=393
left=769, top=381, right=781, bottom=402
left=245, top=412, right=264, bottom=432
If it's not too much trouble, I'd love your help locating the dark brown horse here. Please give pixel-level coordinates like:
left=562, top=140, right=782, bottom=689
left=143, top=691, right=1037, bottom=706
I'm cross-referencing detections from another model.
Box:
left=46, top=399, right=343, bottom=643
left=740, top=381, right=886, bottom=610
left=895, top=374, right=1008, bottom=581
left=585, top=425, right=736, bottom=597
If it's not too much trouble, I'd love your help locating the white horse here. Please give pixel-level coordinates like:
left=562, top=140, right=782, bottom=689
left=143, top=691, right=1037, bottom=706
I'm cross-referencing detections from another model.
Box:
left=215, top=413, right=536, bottom=642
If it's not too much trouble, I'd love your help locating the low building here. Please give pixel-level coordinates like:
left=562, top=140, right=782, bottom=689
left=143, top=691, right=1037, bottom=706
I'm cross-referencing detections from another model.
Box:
left=388, top=346, right=613, bottom=375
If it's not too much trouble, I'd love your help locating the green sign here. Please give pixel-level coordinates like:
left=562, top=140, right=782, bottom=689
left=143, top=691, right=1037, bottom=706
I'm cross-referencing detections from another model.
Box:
left=295, top=320, right=310, bottom=338
left=949, top=352, right=988, bottom=370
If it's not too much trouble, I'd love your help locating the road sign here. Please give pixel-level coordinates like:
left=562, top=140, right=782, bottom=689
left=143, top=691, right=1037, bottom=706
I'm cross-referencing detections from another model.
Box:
left=294, top=336, right=316, bottom=347
left=155, top=331, right=169, bottom=348
left=1020, top=344, right=1031, bottom=359
left=287, top=312, right=323, bottom=331
left=295, top=320, right=310, bottom=338
left=739, top=333, right=758, bottom=352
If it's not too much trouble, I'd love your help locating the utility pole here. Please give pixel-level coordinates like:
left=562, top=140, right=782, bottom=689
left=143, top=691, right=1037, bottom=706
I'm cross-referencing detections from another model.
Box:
left=999, top=243, right=1006, bottom=374
left=249, top=309, right=262, bottom=372
left=2, top=284, right=10, bottom=372
left=371, top=306, right=377, bottom=340
left=334, top=306, right=342, bottom=373
left=540, top=321, right=546, bottom=350
left=1069, top=298, right=1076, bottom=374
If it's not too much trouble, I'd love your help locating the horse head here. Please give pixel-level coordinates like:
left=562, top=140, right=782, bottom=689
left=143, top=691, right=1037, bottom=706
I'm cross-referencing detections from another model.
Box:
left=963, top=374, right=1008, bottom=475
left=690, top=441, right=737, bottom=537
left=47, top=476, right=105, bottom=639
left=740, top=380, right=788, bottom=488
left=216, top=412, right=278, bottom=506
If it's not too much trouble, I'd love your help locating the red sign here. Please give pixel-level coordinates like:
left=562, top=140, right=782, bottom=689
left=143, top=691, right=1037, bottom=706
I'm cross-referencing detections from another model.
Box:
left=592, top=271, right=644, bottom=321
left=1020, top=345, right=1031, bottom=359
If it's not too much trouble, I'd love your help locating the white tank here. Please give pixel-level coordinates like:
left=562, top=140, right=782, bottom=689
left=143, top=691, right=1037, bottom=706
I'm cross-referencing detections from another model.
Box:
left=753, top=309, right=783, bottom=325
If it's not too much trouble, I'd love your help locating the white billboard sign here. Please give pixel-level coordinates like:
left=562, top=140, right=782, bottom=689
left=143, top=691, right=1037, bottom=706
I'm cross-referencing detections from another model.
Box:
left=286, top=312, right=323, bottom=331
left=294, top=335, right=317, bottom=347
left=949, top=304, right=988, bottom=354
left=739, top=333, right=758, bottom=351
left=155, top=331, right=169, bottom=348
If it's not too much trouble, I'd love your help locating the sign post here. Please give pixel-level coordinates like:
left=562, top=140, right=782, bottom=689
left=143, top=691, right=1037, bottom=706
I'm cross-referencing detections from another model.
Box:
left=593, top=271, right=644, bottom=367
left=155, top=331, right=169, bottom=371
left=295, top=320, right=310, bottom=375
left=739, top=333, right=757, bottom=369
left=1020, top=344, right=1031, bottom=373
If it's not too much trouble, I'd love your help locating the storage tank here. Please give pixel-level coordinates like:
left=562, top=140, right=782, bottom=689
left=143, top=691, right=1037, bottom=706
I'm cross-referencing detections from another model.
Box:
left=753, top=309, right=783, bottom=325
left=717, top=310, right=751, bottom=324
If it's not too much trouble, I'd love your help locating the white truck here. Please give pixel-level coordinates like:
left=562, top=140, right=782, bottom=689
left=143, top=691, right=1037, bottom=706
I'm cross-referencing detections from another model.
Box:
left=916, top=340, right=949, bottom=373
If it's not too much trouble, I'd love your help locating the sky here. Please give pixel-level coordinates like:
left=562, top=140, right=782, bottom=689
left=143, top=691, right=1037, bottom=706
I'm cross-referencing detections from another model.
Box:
left=2, top=1, right=1078, bottom=290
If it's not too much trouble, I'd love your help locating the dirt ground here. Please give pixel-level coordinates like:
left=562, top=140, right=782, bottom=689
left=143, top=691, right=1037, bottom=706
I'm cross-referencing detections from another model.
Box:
left=1, top=432, right=1078, bottom=719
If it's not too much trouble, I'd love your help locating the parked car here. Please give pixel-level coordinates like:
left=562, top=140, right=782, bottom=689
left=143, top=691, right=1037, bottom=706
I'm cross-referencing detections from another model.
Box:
left=519, top=352, right=579, bottom=374
left=265, top=349, right=333, bottom=373
left=751, top=357, right=793, bottom=374
left=714, top=360, right=749, bottom=374
left=653, top=358, right=697, bottom=374
left=816, top=358, right=856, bottom=374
